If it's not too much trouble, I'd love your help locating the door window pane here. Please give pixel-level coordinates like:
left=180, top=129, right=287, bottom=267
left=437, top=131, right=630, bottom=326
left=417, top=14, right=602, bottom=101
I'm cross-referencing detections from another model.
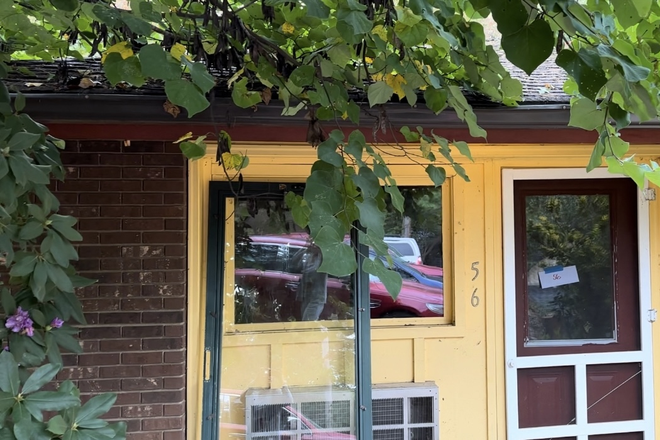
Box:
left=525, top=194, right=615, bottom=342
left=373, top=187, right=444, bottom=319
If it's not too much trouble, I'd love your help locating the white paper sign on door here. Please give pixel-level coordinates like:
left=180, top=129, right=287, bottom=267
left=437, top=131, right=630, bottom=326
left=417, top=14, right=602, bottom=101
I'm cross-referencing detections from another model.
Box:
left=538, top=265, right=579, bottom=289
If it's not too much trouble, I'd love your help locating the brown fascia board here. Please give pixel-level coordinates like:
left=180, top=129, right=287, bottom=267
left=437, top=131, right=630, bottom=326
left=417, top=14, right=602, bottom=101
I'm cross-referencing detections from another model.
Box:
left=17, top=92, right=659, bottom=130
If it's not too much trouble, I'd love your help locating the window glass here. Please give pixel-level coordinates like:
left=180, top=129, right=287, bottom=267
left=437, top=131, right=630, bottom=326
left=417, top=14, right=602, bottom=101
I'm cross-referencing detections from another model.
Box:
left=372, top=187, right=444, bottom=318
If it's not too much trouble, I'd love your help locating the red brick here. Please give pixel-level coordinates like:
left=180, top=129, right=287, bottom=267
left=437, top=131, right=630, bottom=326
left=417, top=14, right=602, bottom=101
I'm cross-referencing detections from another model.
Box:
left=61, top=152, right=99, bottom=165
left=163, top=403, right=184, bottom=416
left=100, top=232, right=142, bottom=244
left=99, top=153, right=142, bottom=166
left=124, top=141, right=165, bottom=153
left=87, top=272, right=122, bottom=284
left=122, top=378, right=162, bottom=390
left=122, top=404, right=164, bottom=418
left=100, top=258, right=142, bottom=271
left=78, top=353, right=120, bottom=366
left=56, top=180, right=101, bottom=192
left=78, top=219, right=121, bottom=231
left=122, top=167, right=164, bottom=179
left=142, top=416, right=183, bottom=431
left=57, top=193, right=78, bottom=204
left=122, top=271, right=165, bottom=284
left=81, top=299, right=120, bottom=312
left=100, top=180, right=142, bottom=191
left=78, top=379, right=121, bottom=392
left=79, top=141, right=122, bottom=152
left=164, top=219, right=185, bottom=230
left=99, top=365, right=142, bottom=378
left=79, top=167, right=122, bottom=179
left=143, top=154, right=184, bottom=166
left=165, top=271, right=185, bottom=283
left=142, top=284, right=184, bottom=297
left=99, top=285, right=141, bottom=298
left=142, top=364, right=184, bottom=377
left=122, top=352, right=163, bottom=365
left=164, top=325, right=184, bottom=337
left=77, top=285, right=99, bottom=299
left=80, top=327, right=121, bottom=339
left=77, top=259, right=100, bottom=271
left=100, top=339, right=142, bottom=352
left=143, top=180, right=183, bottom=192
left=101, top=206, right=142, bottom=217
left=126, top=420, right=142, bottom=433
left=142, top=206, right=184, bottom=218
left=122, top=325, right=163, bottom=338
left=142, top=338, right=183, bottom=350
left=141, top=390, right=184, bottom=404
left=143, top=232, right=184, bottom=244
left=142, top=258, right=185, bottom=270
left=164, top=168, right=184, bottom=179
left=122, top=299, right=162, bottom=311
left=163, top=298, right=185, bottom=310
left=126, top=432, right=161, bottom=440
left=115, top=392, right=142, bottom=405
left=98, top=312, right=141, bottom=325
left=122, top=245, right=164, bottom=258
left=163, top=351, right=185, bottom=364
left=60, top=206, right=100, bottom=217
left=81, top=340, right=99, bottom=351
left=79, top=193, right=121, bottom=205
left=122, top=193, right=164, bottom=205
left=57, top=367, right=99, bottom=380
left=142, top=311, right=183, bottom=324
left=122, top=219, right=164, bottom=230
left=79, top=232, right=100, bottom=243
left=164, top=246, right=185, bottom=257
left=163, top=431, right=185, bottom=440
left=79, top=245, right=122, bottom=258
left=163, top=377, right=185, bottom=389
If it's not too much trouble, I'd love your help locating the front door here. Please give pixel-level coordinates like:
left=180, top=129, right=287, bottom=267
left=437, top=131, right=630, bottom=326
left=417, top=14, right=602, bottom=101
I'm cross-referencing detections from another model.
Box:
left=503, top=169, right=654, bottom=440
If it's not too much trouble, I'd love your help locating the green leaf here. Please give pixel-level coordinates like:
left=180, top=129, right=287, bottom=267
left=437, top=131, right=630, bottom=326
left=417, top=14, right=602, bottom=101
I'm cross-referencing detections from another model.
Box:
left=368, top=81, right=393, bottom=107
left=488, top=0, right=527, bottom=36
left=611, top=0, right=647, bottom=27
left=501, top=20, right=554, bottom=75
left=30, top=261, right=48, bottom=302
left=607, top=136, right=629, bottom=157
left=587, top=137, right=606, bottom=172
left=453, top=141, right=473, bottom=161
left=179, top=141, right=206, bottom=160
left=424, top=88, right=447, bottom=114
left=400, top=126, right=420, bottom=142
left=608, top=101, right=630, bottom=130
left=22, top=363, right=61, bottom=395
left=314, top=227, right=357, bottom=277
left=165, top=79, right=210, bottom=117
left=13, top=93, right=25, bottom=113
left=121, top=12, right=153, bottom=36
left=19, top=220, right=43, bottom=240
left=0, top=156, right=7, bottom=181
left=425, top=165, right=446, bottom=186
left=104, top=53, right=146, bottom=87
left=230, top=78, right=262, bottom=109
left=47, top=415, right=68, bottom=436
left=447, top=86, right=487, bottom=139
left=140, top=44, right=181, bottom=81
left=362, top=257, right=402, bottom=299
left=1, top=290, right=15, bottom=315
left=182, top=59, right=216, bottom=94
left=384, top=184, right=404, bottom=212
left=8, top=153, right=50, bottom=185
left=568, top=98, right=604, bottom=131
left=622, top=160, right=646, bottom=187
left=0, top=351, right=20, bottom=396
left=25, top=391, right=79, bottom=412
left=0, top=392, right=13, bottom=414
left=50, top=0, right=78, bottom=11
left=556, top=49, right=607, bottom=101
left=45, top=263, right=74, bottom=292
left=356, top=197, right=385, bottom=238
left=76, top=394, right=116, bottom=424
left=304, top=0, right=330, bottom=18
left=51, top=330, right=82, bottom=354
left=597, top=45, right=650, bottom=82
left=336, top=9, right=373, bottom=36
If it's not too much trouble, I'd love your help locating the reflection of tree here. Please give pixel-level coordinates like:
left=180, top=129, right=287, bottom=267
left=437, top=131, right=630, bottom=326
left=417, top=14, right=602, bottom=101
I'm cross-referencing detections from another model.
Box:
left=526, top=195, right=614, bottom=340
left=384, top=187, right=443, bottom=266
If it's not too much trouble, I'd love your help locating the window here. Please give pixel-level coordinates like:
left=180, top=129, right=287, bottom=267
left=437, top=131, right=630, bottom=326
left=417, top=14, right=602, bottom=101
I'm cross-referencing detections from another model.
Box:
left=202, top=181, right=446, bottom=440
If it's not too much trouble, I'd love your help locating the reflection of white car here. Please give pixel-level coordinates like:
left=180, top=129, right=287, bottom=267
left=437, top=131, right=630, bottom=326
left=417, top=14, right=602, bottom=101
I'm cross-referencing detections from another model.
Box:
left=384, top=237, right=422, bottom=265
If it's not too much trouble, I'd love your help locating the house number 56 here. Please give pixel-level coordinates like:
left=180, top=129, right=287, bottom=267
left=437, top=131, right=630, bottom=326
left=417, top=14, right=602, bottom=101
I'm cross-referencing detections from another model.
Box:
left=471, top=262, right=480, bottom=307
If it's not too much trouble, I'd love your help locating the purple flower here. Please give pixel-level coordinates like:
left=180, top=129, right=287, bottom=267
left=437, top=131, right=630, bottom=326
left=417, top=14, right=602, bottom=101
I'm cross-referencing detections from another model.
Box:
left=50, top=317, right=64, bottom=329
left=5, top=307, right=34, bottom=337
left=3, top=346, right=8, bottom=352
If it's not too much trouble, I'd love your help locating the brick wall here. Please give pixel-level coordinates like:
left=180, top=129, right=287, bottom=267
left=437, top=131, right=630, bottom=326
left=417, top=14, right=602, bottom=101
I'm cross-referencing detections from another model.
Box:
left=55, top=140, right=187, bottom=440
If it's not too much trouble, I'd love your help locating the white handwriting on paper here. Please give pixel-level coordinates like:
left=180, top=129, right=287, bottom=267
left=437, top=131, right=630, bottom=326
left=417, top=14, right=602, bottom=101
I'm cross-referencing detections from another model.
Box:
left=538, top=265, right=579, bottom=289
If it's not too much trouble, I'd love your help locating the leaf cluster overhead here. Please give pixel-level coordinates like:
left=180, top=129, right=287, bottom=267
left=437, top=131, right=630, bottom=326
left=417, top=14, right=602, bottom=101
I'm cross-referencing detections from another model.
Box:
left=3, top=0, right=660, bottom=292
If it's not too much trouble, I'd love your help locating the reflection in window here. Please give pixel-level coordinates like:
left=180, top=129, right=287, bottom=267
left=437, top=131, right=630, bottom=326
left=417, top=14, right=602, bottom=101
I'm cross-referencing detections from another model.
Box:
left=371, top=187, right=444, bottom=319
left=525, top=194, right=615, bottom=342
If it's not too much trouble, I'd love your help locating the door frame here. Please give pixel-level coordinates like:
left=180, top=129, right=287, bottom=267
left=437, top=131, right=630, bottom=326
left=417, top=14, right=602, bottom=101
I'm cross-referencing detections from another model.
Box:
left=502, top=168, right=655, bottom=440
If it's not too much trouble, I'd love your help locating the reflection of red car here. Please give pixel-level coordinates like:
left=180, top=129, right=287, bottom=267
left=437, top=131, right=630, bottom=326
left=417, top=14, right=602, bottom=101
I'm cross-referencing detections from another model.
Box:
left=233, top=235, right=444, bottom=323
left=414, top=264, right=443, bottom=279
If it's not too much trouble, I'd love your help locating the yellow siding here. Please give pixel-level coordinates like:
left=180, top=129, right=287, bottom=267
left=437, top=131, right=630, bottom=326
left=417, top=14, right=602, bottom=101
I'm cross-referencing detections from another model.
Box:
left=187, top=142, right=660, bottom=440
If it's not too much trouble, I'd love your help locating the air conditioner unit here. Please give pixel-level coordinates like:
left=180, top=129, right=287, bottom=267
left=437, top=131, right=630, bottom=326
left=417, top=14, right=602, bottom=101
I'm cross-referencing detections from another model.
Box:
left=244, top=382, right=439, bottom=440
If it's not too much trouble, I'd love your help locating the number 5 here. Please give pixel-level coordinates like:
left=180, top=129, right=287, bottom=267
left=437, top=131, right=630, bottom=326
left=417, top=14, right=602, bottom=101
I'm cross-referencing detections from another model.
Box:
left=471, top=261, right=480, bottom=281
